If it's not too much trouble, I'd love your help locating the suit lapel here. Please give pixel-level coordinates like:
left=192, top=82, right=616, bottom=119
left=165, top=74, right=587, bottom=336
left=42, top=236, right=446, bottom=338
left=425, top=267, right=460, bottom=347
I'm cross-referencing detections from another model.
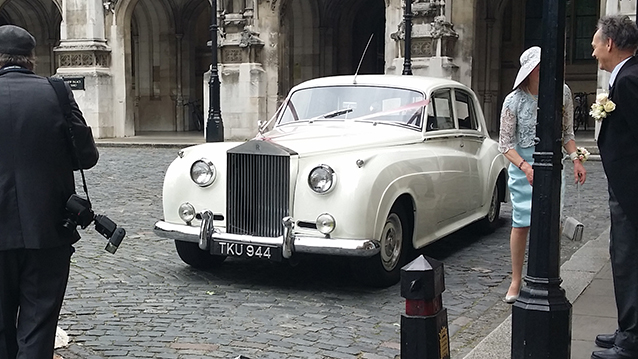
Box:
left=610, top=56, right=638, bottom=99
left=601, top=56, right=638, bottom=142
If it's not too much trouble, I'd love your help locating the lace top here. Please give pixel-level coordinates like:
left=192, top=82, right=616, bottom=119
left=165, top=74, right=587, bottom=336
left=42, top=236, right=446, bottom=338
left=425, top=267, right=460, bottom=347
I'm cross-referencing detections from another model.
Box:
left=498, top=84, right=574, bottom=153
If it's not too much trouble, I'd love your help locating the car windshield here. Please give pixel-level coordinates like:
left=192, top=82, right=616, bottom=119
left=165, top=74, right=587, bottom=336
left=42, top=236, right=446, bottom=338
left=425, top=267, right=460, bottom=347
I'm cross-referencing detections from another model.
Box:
left=278, top=86, right=427, bottom=128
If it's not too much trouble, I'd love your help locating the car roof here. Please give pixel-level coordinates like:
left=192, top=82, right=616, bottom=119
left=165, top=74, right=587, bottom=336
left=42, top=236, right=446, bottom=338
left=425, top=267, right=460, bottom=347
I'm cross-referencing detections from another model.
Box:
left=290, top=75, right=468, bottom=94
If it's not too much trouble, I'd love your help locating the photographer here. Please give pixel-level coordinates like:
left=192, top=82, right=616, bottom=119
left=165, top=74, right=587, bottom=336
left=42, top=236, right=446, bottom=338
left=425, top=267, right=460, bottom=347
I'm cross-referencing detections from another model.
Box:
left=0, top=25, right=98, bottom=359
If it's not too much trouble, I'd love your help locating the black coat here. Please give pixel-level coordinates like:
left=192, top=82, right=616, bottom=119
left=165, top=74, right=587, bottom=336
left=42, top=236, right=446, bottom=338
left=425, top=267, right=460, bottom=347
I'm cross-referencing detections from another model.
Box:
left=598, top=56, right=638, bottom=228
left=0, top=67, right=99, bottom=250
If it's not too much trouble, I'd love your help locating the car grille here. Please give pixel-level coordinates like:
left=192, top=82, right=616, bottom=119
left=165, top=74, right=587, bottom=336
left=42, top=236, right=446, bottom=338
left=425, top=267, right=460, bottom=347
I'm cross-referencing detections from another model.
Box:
left=226, top=141, right=295, bottom=237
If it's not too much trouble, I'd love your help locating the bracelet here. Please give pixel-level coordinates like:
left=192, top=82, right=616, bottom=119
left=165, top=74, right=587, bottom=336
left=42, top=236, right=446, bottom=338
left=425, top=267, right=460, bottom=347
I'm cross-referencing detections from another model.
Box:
left=518, top=159, right=526, bottom=170
left=569, top=152, right=578, bottom=161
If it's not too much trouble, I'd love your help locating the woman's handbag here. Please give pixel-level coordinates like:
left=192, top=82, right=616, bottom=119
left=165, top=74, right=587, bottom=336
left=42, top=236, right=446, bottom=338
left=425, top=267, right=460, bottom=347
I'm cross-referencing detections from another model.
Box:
left=563, top=182, right=584, bottom=241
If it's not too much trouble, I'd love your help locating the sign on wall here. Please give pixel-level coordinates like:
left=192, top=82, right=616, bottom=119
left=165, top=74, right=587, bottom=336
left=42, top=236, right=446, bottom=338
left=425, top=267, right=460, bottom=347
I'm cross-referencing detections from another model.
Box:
left=63, top=77, right=85, bottom=91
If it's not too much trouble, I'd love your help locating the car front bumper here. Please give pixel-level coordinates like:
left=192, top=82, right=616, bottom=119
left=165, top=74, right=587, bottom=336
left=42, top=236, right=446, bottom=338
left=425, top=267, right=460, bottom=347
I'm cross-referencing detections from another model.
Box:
left=153, top=211, right=380, bottom=259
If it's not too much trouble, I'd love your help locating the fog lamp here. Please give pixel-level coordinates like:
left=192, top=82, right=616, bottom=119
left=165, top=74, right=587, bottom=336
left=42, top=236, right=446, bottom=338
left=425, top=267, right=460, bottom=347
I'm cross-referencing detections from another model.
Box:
left=316, top=213, right=336, bottom=234
left=178, top=202, right=196, bottom=223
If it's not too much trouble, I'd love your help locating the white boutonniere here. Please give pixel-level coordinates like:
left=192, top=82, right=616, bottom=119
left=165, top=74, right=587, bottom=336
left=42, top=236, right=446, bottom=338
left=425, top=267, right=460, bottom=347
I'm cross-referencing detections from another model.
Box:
left=589, top=92, right=616, bottom=121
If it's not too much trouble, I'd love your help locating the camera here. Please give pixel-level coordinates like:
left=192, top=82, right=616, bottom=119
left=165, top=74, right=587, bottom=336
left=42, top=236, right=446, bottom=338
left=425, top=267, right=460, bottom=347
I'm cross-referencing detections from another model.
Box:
left=63, top=194, right=126, bottom=254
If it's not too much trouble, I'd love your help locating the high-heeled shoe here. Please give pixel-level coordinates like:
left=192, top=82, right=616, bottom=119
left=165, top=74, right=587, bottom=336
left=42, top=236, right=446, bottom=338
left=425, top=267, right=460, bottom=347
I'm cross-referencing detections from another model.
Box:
left=504, top=292, right=519, bottom=304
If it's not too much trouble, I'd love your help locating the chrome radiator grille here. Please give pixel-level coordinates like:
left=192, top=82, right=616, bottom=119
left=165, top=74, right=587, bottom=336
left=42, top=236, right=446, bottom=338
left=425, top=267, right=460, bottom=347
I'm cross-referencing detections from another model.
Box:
left=226, top=141, right=292, bottom=237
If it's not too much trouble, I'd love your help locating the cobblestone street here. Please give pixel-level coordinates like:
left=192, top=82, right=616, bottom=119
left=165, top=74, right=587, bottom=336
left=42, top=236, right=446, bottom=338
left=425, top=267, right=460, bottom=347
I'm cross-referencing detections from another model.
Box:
left=56, top=147, right=611, bottom=359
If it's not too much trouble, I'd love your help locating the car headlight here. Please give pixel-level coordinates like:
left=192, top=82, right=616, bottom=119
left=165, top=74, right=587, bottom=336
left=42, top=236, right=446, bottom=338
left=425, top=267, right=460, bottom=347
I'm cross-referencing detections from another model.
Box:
left=316, top=213, right=336, bottom=234
left=190, top=159, right=216, bottom=187
left=178, top=202, right=196, bottom=223
left=308, top=164, right=336, bottom=193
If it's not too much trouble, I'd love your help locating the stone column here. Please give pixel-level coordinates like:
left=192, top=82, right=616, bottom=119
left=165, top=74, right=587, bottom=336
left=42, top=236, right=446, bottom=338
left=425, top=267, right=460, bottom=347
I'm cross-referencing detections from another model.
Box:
left=54, top=0, right=114, bottom=138
left=203, top=5, right=266, bottom=140
left=389, top=0, right=460, bottom=81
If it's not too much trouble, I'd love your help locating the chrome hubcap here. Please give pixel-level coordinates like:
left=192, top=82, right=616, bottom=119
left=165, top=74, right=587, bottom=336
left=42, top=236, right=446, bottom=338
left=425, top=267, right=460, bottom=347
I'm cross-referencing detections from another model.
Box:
left=381, top=213, right=403, bottom=271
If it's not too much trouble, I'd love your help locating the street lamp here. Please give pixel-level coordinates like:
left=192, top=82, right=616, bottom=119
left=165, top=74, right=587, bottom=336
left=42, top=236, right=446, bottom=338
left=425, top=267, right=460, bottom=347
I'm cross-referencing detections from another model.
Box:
left=511, top=0, right=571, bottom=358
left=402, top=0, right=413, bottom=75
left=206, top=0, right=224, bottom=142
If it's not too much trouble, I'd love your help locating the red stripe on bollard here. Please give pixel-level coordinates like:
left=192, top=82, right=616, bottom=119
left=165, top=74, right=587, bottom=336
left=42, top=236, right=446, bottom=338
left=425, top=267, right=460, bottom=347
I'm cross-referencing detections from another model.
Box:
left=405, top=295, right=442, bottom=316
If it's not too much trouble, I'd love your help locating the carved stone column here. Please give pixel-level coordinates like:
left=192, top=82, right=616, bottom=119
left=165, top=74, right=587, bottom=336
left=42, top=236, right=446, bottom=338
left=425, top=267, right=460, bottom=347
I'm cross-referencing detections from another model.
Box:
left=389, top=0, right=459, bottom=81
left=203, top=5, right=266, bottom=140
left=54, top=0, right=115, bottom=138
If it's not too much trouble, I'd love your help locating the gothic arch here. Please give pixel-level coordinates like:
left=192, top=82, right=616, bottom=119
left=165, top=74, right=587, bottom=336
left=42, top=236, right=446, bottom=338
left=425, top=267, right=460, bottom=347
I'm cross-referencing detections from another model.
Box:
left=0, top=0, right=61, bottom=75
left=278, top=0, right=385, bottom=96
left=335, top=0, right=385, bottom=75
left=279, top=0, right=320, bottom=95
left=51, top=0, right=61, bottom=13
left=181, top=0, right=212, bottom=112
left=110, top=0, right=205, bottom=134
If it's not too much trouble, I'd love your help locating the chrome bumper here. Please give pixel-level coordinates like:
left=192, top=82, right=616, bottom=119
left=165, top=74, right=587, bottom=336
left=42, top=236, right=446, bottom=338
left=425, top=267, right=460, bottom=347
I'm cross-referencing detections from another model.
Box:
left=153, top=214, right=380, bottom=259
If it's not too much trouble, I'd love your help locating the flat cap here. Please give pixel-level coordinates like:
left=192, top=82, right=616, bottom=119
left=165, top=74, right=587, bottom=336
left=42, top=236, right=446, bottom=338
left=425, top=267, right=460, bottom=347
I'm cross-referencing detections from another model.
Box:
left=0, top=25, right=36, bottom=56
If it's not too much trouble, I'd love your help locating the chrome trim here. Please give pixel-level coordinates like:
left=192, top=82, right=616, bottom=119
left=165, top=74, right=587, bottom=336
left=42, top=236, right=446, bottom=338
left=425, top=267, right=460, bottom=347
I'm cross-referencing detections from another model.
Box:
left=199, top=210, right=214, bottom=250
left=154, top=220, right=380, bottom=257
left=282, top=216, right=294, bottom=259
left=294, top=236, right=380, bottom=256
left=227, top=147, right=290, bottom=237
left=154, top=221, right=200, bottom=242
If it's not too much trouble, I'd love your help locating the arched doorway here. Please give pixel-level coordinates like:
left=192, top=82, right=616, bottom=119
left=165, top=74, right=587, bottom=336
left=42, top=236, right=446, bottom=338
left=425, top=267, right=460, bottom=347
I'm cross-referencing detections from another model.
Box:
left=0, top=0, right=61, bottom=76
left=279, top=0, right=385, bottom=97
left=130, top=0, right=178, bottom=132
left=113, top=0, right=210, bottom=134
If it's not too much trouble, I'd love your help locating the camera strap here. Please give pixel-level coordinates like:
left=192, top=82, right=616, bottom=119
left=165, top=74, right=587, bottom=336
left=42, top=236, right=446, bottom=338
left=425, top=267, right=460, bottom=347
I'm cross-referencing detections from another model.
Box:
left=47, top=77, right=91, bottom=205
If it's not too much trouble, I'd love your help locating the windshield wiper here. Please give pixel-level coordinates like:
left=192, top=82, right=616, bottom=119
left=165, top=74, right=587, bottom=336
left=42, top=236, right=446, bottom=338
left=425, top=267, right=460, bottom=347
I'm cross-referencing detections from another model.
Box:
left=316, top=108, right=354, bottom=119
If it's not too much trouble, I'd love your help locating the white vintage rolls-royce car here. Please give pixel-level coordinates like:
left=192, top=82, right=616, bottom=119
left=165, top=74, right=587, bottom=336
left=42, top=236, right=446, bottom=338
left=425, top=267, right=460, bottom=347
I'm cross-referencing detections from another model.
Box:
left=154, top=75, right=508, bottom=287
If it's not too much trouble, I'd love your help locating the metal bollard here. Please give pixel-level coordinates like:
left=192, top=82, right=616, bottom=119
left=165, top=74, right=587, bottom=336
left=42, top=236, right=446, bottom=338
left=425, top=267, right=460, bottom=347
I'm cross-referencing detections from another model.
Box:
left=400, top=255, right=450, bottom=359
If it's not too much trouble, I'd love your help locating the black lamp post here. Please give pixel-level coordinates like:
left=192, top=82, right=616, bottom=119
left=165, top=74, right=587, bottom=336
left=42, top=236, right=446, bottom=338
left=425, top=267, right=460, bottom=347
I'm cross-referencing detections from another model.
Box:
left=511, top=0, right=571, bottom=358
left=206, top=0, right=224, bottom=142
left=402, top=0, right=413, bottom=75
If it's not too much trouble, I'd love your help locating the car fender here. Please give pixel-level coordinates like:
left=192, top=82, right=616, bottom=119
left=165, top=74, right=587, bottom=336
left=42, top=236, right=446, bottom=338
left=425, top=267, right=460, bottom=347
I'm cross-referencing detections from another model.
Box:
left=161, top=142, right=240, bottom=225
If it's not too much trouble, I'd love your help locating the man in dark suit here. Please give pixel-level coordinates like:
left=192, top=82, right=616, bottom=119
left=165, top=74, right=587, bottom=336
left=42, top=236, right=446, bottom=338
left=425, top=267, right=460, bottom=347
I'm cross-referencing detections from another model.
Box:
left=0, top=25, right=99, bottom=358
left=591, top=15, right=638, bottom=359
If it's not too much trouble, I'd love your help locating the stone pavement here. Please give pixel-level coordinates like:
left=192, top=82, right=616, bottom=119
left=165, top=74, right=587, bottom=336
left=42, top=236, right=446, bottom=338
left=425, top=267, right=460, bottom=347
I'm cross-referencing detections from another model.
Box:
left=462, top=228, right=615, bottom=359
left=50, top=130, right=613, bottom=358
left=461, top=130, right=619, bottom=359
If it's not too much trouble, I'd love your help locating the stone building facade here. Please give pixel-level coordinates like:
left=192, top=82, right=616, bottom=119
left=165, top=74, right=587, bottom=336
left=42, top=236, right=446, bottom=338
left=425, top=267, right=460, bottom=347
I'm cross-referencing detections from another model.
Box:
left=0, top=0, right=631, bottom=138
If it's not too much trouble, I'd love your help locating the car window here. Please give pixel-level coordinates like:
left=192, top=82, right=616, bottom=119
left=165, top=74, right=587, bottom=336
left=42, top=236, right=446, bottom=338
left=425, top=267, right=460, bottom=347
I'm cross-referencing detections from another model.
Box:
left=426, top=89, right=454, bottom=131
left=454, top=90, right=479, bottom=130
left=278, top=86, right=425, bottom=128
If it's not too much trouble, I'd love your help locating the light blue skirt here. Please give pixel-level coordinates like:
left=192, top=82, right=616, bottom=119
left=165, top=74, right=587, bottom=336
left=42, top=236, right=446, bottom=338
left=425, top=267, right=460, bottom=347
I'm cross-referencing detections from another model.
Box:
left=508, top=146, right=534, bottom=228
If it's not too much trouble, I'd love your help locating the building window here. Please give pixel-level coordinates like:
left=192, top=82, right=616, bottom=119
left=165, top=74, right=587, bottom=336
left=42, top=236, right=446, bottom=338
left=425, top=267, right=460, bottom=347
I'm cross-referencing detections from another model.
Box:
left=567, top=0, right=598, bottom=62
left=525, top=0, right=599, bottom=64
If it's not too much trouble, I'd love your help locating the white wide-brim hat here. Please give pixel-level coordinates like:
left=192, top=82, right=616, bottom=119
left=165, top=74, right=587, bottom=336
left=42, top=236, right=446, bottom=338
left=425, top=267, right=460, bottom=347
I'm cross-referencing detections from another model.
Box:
left=513, top=46, right=541, bottom=90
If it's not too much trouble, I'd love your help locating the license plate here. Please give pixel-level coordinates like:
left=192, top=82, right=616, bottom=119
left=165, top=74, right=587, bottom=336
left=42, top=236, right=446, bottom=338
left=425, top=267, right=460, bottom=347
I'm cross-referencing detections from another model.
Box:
left=212, top=241, right=282, bottom=261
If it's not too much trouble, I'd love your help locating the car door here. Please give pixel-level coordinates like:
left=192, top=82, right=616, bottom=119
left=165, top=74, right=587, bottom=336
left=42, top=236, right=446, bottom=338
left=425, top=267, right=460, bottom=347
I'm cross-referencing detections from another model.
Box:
left=422, top=88, right=472, bottom=224
left=452, top=88, right=486, bottom=211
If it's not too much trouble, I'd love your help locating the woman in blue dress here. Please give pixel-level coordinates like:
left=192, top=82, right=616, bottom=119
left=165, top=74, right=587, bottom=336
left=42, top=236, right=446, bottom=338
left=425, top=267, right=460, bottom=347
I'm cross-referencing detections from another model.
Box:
left=499, top=46, right=588, bottom=303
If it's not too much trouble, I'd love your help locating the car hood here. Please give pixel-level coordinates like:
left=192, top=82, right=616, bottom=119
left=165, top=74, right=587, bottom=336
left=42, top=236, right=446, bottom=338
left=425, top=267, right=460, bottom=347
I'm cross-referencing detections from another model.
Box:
left=258, top=122, right=423, bottom=155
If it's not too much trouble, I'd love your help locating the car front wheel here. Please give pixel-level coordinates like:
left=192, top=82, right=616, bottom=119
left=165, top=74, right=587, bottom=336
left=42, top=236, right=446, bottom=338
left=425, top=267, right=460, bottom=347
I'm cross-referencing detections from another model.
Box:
left=476, top=182, right=501, bottom=234
left=352, top=206, right=411, bottom=287
left=175, top=240, right=226, bottom=269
